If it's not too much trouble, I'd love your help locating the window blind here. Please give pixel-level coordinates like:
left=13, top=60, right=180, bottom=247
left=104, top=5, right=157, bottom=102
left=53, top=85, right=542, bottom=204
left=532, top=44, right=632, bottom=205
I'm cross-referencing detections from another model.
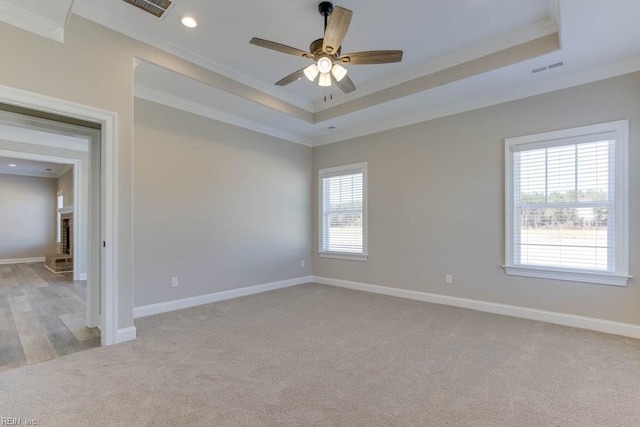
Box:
left=321, top=171, right=364, bottom=254
left=513, top=138, right=615, bottom=272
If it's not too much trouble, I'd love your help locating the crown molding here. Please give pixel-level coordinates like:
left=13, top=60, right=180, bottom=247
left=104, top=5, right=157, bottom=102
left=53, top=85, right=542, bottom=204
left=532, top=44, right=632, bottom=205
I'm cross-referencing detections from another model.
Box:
left=72, top=0, right=313, bottom=112
left=134, top=53, right=640, bottom=149
left=314, top=55, right=640, bottom=146
left=0, top=0, right=70, bottom=43
left=134, top=85, right=313, bottom=147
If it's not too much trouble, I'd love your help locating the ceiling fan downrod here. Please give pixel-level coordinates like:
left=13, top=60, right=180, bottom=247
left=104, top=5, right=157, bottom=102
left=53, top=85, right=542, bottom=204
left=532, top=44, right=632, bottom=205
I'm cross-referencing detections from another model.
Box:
left=318, top=2, right=334, bottom=30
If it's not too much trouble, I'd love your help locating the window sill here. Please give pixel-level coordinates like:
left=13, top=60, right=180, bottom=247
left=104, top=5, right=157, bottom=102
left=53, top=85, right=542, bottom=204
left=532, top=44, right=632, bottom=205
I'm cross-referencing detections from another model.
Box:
left=318, top=252, right=368, bottom=262
left=504, top=265, right=631, bottom=287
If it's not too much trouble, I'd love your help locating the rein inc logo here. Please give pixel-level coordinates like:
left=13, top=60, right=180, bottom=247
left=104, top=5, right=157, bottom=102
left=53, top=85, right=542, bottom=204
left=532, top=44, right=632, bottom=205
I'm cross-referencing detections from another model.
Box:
left=1, top=418, right=38, bottom=426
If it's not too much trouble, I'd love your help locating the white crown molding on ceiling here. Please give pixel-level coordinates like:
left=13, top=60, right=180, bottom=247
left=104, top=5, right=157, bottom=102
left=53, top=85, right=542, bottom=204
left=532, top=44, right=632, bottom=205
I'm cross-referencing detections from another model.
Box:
left=0, top=0, right=74, bottom=43
left=133, top=53, right=640, bottom=148
left=314, top=54, right=640, bottom=146
left=134, top=85, right=314, bottom=147
left=71, top=0, right=314, bottom=112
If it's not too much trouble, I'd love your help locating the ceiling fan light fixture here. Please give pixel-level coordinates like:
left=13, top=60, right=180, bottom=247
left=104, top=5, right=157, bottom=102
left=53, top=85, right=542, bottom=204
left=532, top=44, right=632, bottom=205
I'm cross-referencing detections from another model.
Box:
left=318, top=72, right=332, bottom=87
left=304, top=63, right=319, bottom=81
left=317, top=57, right=333, bottom=74
left=331, top=63, right=347, bottom=81
left=249, top=3, right=403, bottom=95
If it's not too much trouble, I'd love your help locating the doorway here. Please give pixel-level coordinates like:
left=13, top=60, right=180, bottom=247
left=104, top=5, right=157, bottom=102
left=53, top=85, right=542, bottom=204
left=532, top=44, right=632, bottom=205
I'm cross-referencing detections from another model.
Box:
left=0, top=84, right=119, bottom=347
left=0, top=133, right=99, bottom=371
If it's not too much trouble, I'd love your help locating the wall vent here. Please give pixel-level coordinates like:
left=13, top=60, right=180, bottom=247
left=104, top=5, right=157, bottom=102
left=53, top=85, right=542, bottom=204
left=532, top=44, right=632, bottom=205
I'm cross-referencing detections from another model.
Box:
left=123, top=0, right=173, bottom=18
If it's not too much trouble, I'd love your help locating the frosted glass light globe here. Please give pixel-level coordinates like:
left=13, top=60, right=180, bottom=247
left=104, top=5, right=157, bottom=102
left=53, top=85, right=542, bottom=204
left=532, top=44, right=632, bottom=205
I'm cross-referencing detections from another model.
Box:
left=317, top=57, right=333, bottom=74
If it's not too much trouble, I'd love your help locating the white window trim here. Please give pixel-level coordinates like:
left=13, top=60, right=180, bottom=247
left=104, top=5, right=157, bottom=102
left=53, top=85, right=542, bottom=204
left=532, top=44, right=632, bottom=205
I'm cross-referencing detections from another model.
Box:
left=318, top=162, right=368, bottom=261
left=504, top=120, right=630, bottom=286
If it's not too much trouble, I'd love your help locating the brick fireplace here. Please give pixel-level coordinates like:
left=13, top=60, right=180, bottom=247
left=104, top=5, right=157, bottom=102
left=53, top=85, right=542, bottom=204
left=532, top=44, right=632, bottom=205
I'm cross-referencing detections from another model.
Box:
left=45, top=210, right=73, bottom=273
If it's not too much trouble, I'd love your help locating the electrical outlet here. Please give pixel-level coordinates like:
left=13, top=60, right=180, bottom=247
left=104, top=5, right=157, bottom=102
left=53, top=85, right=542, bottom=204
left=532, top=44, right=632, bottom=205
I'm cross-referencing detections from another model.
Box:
left=171, top=277, right=178, bottom=288
left=445, top=274, right=453, bottom=284
left=300, top=260, right=305, bottom=269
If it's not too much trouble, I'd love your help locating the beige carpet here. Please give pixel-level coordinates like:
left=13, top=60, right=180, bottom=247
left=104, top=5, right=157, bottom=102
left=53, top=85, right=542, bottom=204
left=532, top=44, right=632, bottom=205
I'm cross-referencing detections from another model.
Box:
left=1, top=283, right=639, bottom=426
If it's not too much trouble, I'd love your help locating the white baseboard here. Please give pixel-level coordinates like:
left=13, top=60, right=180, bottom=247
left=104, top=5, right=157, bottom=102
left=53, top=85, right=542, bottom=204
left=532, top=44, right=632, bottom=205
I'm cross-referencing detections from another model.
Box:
left=313, top=276, right=640, bottom=339
left=134, top=276, right=314, bottom=319
left=0, top=257, right=45, bottom=265
left=115, top=326, right=137, bottom=344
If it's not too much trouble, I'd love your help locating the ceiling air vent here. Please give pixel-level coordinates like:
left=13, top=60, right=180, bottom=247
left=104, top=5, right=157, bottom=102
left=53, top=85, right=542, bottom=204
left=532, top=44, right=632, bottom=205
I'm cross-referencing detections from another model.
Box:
left=123, top=0, right=173, bottom=18
left=531, top=61, right=564, bottom=74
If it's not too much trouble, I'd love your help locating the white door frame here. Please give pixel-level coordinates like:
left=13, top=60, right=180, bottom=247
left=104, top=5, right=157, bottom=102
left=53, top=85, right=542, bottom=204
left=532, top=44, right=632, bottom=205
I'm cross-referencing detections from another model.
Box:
left=0, top=84, right=119, bottom=346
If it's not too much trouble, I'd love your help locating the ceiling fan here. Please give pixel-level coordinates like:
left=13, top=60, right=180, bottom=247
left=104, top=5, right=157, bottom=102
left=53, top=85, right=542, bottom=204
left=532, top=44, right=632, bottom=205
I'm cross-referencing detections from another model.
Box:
left=249, top=2, right=403, bottom=94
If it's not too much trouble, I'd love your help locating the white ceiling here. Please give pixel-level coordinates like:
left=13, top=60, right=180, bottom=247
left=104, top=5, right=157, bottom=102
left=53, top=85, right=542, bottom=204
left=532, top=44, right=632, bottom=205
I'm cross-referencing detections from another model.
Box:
left=0, top=156, right=71, bottom=178
left=4, top=0, right=640, bottom=146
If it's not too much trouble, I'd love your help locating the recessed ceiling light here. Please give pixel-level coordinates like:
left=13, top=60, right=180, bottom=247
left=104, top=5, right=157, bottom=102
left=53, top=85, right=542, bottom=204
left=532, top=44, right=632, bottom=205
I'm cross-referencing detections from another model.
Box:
left=181, top=16, right=197, bottom=28
left=8, top=163, right=16, bottom=167
left=46, top=168, right=52, bottom=171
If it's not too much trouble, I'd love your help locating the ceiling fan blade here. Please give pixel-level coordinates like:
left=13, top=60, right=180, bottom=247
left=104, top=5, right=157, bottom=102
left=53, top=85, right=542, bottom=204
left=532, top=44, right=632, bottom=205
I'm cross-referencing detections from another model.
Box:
left=322, top=6, right=352, bottom=54
left=338, top=50, right=404, bottom=65
left=332, top=73, right=356, bottom=94
left=250, top=37, right=313, bottom=58
left=275, top=68, right=307, bottom=86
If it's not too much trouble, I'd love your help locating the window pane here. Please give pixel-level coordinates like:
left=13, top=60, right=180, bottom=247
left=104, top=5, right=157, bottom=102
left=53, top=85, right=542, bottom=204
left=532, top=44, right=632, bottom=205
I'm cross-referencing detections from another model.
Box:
left=547, top=145, right=575, bottom=203
left=514, top=139, right=614, bottom=272
left=507, top=122, right=628, bottom=284
left=324, top=213, right=363, bottom=253
left=577, top=141, right=610, bottom=202
left=322, top=172, right=364, bottom=253
left=517, top=206, right=609, bottom=271
left=517, top=149, right=546, bottom=204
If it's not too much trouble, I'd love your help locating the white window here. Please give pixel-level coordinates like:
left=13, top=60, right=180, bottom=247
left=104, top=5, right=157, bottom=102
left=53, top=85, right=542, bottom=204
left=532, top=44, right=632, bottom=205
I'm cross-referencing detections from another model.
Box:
left=505, top=120, right=629, bottom=286
left=319, top=162, right=367, bottom=261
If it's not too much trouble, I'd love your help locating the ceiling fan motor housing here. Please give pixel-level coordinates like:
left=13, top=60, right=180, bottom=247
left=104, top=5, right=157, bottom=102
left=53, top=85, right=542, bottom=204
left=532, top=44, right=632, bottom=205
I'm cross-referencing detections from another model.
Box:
left=310, top=38, right=341, bottom=58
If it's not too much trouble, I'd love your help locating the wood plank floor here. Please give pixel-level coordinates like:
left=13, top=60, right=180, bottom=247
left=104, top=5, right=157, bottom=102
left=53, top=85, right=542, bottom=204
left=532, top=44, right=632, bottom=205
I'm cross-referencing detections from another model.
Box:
left=0, top=263, right=100, bottom=372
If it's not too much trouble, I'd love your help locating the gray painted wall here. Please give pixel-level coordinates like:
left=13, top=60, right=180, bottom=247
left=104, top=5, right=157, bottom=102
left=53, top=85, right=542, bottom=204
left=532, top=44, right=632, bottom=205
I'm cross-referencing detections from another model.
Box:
left=0, top=174, right=57, bottom=259
left=2, top=13, right=638, bottom=330
left=313, top=72, right=640, bottom=325
left=0, top=14, right=297, bottom=329
left=133, top=99, right=312, bottom=307
left=57, top=168, right=73, bottom=206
